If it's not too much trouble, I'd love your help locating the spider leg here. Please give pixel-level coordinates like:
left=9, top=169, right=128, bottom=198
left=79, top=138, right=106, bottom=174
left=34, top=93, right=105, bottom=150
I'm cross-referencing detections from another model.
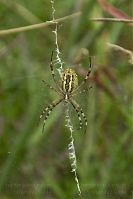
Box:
left=72, top=56, right=92, bottom=94
left=79, top=56, right=92, bottom=85
left=50, top=51, right=62, bottom=92
left=50, top=51, right=56, bottom=81
left=69, top=100, right=83, bottom=130
left=72, top=86, right=92, bottom=97
left=42, top=80, right=60, bottom=94
left=70, top=99, right=88, bottom=130
left=40, top=98, right=63, bottom=133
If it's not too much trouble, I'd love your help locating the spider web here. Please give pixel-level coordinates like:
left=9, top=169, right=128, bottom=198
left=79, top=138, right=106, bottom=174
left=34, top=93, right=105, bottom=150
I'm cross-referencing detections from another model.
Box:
left=50, top=0, right=82, bottom=196
left=50, top=0, right=64, bottom=77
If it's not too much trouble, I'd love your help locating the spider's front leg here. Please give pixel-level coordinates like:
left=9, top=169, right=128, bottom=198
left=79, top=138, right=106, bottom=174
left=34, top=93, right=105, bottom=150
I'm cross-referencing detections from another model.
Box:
left=70, top=100, right=83, bottom=130
left=40, top=98, right=63, bottom=133
left=70, top=99, right=88, bottom=131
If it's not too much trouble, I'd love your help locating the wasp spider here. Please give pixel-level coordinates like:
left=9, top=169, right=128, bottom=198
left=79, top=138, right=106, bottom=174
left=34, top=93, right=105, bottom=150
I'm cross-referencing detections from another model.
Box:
left=40, top=51, right=91, bottom=133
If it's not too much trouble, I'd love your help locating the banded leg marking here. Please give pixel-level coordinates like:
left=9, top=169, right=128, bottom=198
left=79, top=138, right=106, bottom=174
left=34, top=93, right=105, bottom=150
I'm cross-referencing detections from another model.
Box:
left=40, top=98, right=63, bottom=133
left=71, top=99, right=88, bottom=127
left=50, top=51, right=56, bottom=81
left=50, top=50, right=62, bottom=92
left=70, top=101, right=83, bottom=130
left=72, top=56, right=92, bottom=94
left=84, top=57, right=92, bottom=82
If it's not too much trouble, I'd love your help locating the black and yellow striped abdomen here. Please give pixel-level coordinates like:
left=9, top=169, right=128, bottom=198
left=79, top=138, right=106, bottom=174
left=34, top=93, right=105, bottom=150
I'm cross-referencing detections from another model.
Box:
left=62, top=68, right=78, bottom=94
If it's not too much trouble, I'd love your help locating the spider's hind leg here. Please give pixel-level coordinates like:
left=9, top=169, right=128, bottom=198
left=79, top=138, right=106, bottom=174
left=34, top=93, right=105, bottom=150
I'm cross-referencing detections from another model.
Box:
left=50, top=51, right=56, bottom=82
left=49, top=51, right=62, bottom=92
left=73, top=56, right=92, bottom=94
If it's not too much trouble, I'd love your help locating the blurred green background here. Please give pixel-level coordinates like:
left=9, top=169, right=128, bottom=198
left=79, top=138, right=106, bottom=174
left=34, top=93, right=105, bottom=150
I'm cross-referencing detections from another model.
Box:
left=0, top=0, right=133, bottom=198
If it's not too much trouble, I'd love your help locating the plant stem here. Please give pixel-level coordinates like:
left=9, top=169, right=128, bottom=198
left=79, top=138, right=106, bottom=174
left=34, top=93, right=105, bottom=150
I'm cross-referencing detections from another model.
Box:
left=0, top=11, right=133, bottom=36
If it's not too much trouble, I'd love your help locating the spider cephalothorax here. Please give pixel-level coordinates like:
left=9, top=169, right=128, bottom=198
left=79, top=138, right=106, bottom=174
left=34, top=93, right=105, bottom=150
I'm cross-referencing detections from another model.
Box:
left=40, top=51, right=91, bottom=133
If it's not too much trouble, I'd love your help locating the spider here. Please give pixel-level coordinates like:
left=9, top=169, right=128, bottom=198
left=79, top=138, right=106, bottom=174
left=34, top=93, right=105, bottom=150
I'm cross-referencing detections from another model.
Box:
left=40, top=51, right=91, bottom=133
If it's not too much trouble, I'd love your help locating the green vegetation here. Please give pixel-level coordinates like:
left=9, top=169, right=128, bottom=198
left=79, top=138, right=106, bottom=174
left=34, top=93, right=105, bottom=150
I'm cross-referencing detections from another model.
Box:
left=0, top=0, right=133, bottom=198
